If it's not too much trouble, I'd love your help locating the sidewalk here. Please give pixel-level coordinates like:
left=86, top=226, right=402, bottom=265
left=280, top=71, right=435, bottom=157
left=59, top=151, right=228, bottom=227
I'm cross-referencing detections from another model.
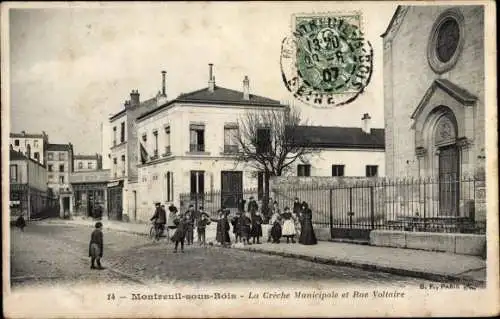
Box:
left=38, top=217, right=486, bottom=284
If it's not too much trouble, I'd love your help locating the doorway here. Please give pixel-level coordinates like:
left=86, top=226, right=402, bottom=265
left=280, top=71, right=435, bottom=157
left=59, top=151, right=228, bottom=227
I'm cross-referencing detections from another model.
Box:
left=438, top=144, right=460, bottom=215
left=221, top=171, right=243, bottom=209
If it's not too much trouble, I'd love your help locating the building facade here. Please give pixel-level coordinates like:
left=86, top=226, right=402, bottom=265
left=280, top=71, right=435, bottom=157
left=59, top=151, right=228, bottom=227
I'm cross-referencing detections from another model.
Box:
left=46, top=143, right=74, bottom=201
left=9, top=149, right=48, bottom=220
left=107, top=72, right=167, bottom=221
left=73, top=154, right=103, bottom=172
left=292, top=118, right=385, bottom=178
left=132, top=65, right=284, bottom=221
left=382, top=6, right=485, bottom=220
left=70, top=169, right=110, bottom=218
left=10, top=131, right=49, bottom=166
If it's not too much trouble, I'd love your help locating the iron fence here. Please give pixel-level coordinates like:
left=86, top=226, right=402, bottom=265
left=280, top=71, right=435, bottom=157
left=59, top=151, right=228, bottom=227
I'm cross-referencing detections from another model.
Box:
left=271, top=175, right=486, bottom=234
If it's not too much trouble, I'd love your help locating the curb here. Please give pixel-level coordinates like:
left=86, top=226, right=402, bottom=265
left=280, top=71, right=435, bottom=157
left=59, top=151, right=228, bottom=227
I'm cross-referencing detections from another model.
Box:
left=239, top=247, right=486, bottom=286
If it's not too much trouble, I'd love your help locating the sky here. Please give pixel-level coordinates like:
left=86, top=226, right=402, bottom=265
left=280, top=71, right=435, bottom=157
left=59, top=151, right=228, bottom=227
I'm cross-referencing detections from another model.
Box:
left=8, top=2, right=397, bottom=155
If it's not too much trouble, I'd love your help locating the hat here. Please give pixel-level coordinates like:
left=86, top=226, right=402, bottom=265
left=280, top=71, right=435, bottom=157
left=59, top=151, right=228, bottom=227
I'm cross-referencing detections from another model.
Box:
left=95, top=222, right=103, bottom=228
left=155, top=202, right=161, bottom=206
left=249, top=196, right=254, bottom=199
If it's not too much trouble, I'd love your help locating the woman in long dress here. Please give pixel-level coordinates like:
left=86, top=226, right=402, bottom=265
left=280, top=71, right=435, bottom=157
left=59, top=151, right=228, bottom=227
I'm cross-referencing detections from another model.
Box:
left=298, top=201, right=317, bottom=245
left=281, top=207, right=296, bottom=243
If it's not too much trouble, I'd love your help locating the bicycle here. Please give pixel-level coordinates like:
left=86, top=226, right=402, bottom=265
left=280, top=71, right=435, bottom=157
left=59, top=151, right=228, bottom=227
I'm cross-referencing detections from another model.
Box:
left=148, top=222, right=169, bottom=242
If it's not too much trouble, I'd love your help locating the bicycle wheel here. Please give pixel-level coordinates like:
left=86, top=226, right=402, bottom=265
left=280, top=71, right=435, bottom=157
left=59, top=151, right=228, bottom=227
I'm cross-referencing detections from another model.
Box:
left=149, top=225, right=157, bottom=241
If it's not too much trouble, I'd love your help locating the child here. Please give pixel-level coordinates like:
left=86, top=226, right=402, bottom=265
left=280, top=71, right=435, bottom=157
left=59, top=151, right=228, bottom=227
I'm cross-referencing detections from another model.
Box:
left=221, top=209, right=232, bottom=247
left=281, top=207, right=296, bottom=244
left=251, top=211, right=263, bottom=244
left=197, top=212, right=211, bottom=245
left=15, top=214, right=27, bottom=232
left=185, top=212, right=194, bottom=245
left=89, top=222, right=104, bottom=269
left=171, top=214, right=187, bottom=253
left=270, top=210, right=282, bottom=244
left=212, top=209, right=224, bottom=245
left=231, top=211, right=241, bottom=243
left=238, top=211, right=252, bottom=245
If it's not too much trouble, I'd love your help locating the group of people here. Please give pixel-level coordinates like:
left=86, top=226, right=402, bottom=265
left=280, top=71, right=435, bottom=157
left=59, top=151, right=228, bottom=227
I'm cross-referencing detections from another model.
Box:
left=150, top=202, right=212, bottom=253
left=267, top=197, right=317, bottom=245
left=212, top=196, right=317, bottom=247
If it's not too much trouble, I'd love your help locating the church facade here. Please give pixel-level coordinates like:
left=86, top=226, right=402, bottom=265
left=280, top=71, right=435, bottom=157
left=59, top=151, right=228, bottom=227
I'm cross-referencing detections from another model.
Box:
left=382, top=6, right=486, bottom=221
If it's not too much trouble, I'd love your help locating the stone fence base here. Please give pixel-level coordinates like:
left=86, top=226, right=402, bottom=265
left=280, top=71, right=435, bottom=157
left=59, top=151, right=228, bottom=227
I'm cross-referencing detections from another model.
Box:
left=370, top=230, right=486, bottom=256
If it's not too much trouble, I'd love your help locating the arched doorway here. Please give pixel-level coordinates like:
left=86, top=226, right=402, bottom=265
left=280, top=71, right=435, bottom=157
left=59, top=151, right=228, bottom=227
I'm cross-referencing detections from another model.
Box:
left=433, top=112, right=460, bottom=216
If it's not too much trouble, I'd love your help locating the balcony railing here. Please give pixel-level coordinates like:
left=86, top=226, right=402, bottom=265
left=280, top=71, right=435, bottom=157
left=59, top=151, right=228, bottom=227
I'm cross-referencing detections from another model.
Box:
left=189, top=144, right=205, bottom=152
left=224, top=144, right=239, bottom=153
left=162, top=146, right=172, bottom=157
left=150, top=150, right=159, bottom=161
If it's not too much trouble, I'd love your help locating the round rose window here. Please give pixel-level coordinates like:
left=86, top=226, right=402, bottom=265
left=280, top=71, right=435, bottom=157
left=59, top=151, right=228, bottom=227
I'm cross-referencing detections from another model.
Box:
left=436, top=18, right=460, bottom=63
left=427, top=9, right=465, bottom=74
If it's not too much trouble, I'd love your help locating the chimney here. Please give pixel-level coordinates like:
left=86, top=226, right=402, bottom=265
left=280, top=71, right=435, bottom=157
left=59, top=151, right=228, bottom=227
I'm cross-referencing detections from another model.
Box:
left=161, top=70, right=167, bottom=97
left=361, top=113, right=372, bottom=134
left=243, top=75, right=250, bottom=100
left=208, top=63, right=215, bottom=93
left=130, top=89, right=140, bottom=107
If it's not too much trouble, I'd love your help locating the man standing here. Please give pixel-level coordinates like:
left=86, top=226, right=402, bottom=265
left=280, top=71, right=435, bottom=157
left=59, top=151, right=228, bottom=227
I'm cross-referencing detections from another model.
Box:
left=247, top=196, right=259, bottom=219
left=150, top=202, right=166, bottom=241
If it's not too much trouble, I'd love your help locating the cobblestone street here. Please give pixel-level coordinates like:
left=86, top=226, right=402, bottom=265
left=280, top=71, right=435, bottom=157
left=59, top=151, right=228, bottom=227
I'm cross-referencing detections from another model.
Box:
left=10, top=223, right=435, bottom=288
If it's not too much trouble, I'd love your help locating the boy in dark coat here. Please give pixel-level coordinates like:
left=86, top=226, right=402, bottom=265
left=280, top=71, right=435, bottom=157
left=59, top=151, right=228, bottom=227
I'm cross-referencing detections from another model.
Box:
left=197, top=212, right=211, bottom=245
left=15, top=214, right=27, bottom=232
left=231, top=212, right=241, bottom=243
left=89, top=222, right=104, bottom=269
left=250, top=211, right=263, bottom=244
left=171, top=214, right=187, bottom=253
left=238, top=212, right=252, bottom=245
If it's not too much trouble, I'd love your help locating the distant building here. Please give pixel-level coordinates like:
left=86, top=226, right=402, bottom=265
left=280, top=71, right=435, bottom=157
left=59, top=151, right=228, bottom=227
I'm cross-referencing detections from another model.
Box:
left=70, top=169, right=110, bottom=218
left=9, top=148, right=48, bottom=220
left=133, top=64, right=284, bottom=221
left=73, top=154, right=103, bottom=172
left=291, top=116, right=385, bottom=177
left=46, top=143, right=74, bottom=205
left=106, top=71, right=166, bottom=221
left=10, top=131, right=49, bottom=166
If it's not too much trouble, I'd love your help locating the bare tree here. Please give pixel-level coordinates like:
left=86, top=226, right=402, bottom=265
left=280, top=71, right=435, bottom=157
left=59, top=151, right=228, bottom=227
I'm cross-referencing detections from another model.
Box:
left=234, top=105, right=315, bottom=213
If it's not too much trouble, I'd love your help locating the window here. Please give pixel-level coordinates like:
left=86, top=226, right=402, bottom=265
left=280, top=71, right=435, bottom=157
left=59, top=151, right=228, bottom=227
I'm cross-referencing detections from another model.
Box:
left=256, top=127, right=271, bottom=154
left=121, top=155, right=126, bottom=176
left=190, top=170, right=205, bottom=194
left=59, top=152, right=65, bottom=161
left=257, top=171, right=265, bottom=200
left=59, top=176, right=65, bottom=184
left=166, top=171, right=174, bottom=202
left=189, top=124, right=205, bottom=152
left=153, top=130, right=158, bottom=157
left=14, top=139, right=20, bottom=146
left=47, top=152, right=53, bottom=160
left=9, top=164, right=18, bottom=182
left=48, top=164, right=53, bottom=172
left=78, top=162, right=83, bottom=169
left=34, top=140, right=39, bottom=148
left=332, top=165, right=345, bottom=177
left=48, top=174, right=54, bottom=180
left=113, top=158, right=117, bottom=177
left=120, top=122, right=125, bottom=143
left=88, top=162, right=93, bottom=169
left=164, top=126, right=171, bottom=155
left=59, top=164, right=65, bottom=172
left=34, top=152, right=40, bottom=161
left=366, top=165, right=378, bottom=177
left=224, top=125, right=239, bottom=153
left=112, top=126, right=117, bottom=146
left=142, top=133, right=147, bottom=142
left=297, top=164, right=311, bottom=177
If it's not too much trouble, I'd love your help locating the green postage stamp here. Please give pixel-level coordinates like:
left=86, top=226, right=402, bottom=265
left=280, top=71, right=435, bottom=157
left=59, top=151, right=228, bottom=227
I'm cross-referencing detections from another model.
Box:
left=281, top=12, right=373, bottom=107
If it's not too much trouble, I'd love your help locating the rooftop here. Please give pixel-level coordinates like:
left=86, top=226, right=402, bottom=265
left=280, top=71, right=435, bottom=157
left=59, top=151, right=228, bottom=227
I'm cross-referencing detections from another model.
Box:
left=290, top=126, right=385, bottom=149
left=10, top=132, right=47, bottom=139
left=9, top=149, right=46, bottom=167
left=47, top=143, right=73, bottom=152
left=74, top=154, right=101, bottom=160
left=109, top=97, right=157, bottom=121
left=137, top=86, right=283, bottom=122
